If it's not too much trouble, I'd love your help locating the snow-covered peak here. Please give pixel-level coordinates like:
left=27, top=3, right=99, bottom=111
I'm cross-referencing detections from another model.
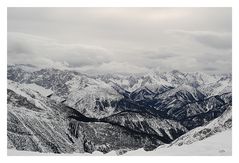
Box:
left=157, top=85, right=205, bottom=101
left=8, top=64, right=40, bottom=72
left=8, top=80, right=53, bottom=97
left=7, top=80, right=53, bottom=111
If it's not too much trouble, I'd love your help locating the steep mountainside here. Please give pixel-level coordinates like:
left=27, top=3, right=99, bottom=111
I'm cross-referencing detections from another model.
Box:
left=7, top=64, right=232, bottom=155
left=124, top=106, right=232, bottom=156
left=8, top=80, right=188, bottom=154
left=170, top=106, right=232, bottom=147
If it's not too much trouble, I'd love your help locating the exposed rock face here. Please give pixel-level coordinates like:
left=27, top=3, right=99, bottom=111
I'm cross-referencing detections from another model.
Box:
left=7, top=64, right=232, bottom=155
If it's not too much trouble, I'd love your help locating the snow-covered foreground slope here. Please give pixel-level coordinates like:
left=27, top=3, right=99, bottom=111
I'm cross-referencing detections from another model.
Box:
left=124, top=130, right=231, bottom=156
left=170, top=106, right=231, bottom=147
left=125, top=106, right=232, bottom=156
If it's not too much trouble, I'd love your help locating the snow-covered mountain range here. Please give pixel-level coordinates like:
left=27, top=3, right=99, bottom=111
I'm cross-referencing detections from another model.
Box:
left=7, top=64, right=232, bottom=155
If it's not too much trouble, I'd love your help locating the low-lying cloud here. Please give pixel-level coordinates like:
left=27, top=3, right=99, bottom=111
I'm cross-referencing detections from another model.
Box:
left=8, top=31, right=232, bottom=74
left=7, top=8, right=232, bottom=74
left=169, top=30, right=232, bottom=49
left=8, top=32, right=112, bottom=69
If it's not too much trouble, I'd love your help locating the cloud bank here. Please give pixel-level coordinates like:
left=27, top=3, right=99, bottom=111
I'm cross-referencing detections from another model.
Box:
left=8, top=8, right=232, bottom=74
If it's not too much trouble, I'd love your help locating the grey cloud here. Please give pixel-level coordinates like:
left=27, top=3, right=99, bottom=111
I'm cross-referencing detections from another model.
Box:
left=169, top=30, right=232, bottom=49
left=8, top=32, right=112, bottom=68
left=203, top=67, right=218, bottom=71
left=192, top=52, right=231, bottom=73
left=146, top=52, right=178, bottom=60
left=195, top=33, right=231, bottom=49
left=7, top=8, right=232, bottom=74
left=7, top=32, right=151, bottom=74
left=196, top=52, right=231, bottom=62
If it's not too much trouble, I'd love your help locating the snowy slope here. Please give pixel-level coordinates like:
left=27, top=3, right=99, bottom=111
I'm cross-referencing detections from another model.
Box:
left=198, top=77, right=232, bottom=96
left=7, top=82, right=83, bottom=153
left=170, top=106, right=232, bottom=146
left=124, top=130, right=231, bottom=156
left=64, top=76, right=123, bottom=118
left=102, top=111, right=188, bottom=141
left=7, top=80, right=54, bottom=110
left=124, top=106, right=232, bottom=155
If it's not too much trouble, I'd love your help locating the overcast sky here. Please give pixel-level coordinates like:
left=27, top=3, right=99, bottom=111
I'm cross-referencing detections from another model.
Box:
left=8, top=8, right=232, bottom=74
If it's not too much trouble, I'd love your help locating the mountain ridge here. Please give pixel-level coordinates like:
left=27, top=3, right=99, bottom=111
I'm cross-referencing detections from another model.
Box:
left=7, top=64, right=232, bottom=155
